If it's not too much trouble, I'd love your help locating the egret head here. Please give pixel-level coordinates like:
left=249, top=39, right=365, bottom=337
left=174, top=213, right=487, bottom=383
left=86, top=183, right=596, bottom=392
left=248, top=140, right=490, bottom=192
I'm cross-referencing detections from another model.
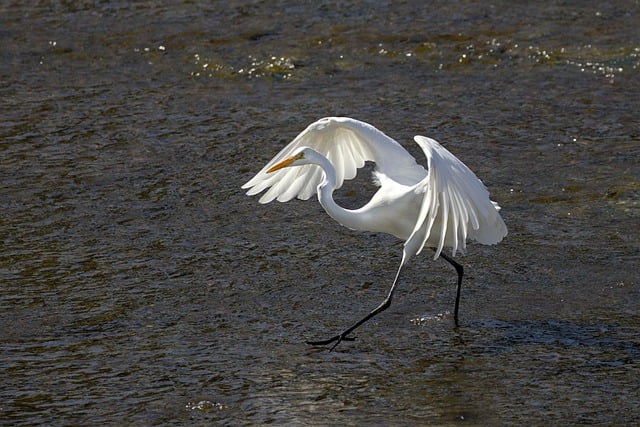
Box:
left=267, top=148, right=310, bottom=173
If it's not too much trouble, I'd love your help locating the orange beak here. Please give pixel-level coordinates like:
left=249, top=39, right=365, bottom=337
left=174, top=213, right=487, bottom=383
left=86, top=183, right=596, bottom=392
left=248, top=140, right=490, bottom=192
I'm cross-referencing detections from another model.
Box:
left=266, top=153, right=303, bottom=173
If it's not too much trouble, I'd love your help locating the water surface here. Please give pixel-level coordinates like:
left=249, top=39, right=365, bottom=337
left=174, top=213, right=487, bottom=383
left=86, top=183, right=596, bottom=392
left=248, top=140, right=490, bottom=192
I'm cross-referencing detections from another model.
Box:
left=1, top=1, right=639, bottom=425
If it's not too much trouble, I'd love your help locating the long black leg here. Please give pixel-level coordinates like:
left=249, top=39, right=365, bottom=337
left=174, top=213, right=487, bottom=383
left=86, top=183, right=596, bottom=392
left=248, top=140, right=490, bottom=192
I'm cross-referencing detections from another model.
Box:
left=437, top=250, right=464, bottom=327
left=307, top=259, right=405, bottom=351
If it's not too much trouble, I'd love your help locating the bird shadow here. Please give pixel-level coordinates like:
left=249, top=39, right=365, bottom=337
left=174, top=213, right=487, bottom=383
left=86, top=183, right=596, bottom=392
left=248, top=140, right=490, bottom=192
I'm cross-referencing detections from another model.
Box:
left=457, top=317, right=639, bottom=366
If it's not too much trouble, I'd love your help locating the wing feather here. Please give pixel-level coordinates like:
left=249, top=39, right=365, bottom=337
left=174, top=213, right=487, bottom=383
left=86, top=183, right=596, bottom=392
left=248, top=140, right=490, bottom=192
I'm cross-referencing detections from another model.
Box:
left=404, top=136, right=507, bottom=260
left=242, top=117, right=425, bottom=203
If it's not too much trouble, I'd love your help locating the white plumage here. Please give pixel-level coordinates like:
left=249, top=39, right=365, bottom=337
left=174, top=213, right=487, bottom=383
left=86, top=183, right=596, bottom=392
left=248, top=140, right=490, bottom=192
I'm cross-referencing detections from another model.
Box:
left=242, top=117, right=507, bottom=349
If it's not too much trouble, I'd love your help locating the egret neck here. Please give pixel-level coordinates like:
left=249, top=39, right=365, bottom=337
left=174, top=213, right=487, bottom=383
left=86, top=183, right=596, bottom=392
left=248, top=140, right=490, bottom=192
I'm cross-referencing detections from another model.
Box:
left=311, top=150, right=369, bottom=232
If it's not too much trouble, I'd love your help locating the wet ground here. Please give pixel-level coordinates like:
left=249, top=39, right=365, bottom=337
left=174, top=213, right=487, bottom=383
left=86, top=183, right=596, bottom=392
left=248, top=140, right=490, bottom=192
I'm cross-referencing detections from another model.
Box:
left=1, top=1, right=639, bottom=425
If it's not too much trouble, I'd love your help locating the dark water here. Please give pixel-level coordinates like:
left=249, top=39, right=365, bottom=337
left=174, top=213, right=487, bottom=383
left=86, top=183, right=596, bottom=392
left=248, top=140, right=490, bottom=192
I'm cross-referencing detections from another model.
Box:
left=1, top=1, right=639, bottom=425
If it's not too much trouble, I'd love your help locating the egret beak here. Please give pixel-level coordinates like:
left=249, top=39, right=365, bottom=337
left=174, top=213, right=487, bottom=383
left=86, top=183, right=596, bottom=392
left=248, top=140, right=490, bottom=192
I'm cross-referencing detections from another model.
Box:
left=267, top=153, right=303, bottom=173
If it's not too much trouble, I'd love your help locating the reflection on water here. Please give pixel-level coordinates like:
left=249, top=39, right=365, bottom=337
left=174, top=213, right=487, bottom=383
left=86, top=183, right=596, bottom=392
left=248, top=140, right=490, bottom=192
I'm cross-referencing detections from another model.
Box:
left=1, top=0, right=638, bottom=425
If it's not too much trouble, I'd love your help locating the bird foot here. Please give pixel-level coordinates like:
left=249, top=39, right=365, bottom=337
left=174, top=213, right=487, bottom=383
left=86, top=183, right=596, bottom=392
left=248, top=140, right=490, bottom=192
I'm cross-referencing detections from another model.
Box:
left=306, top=333, right=355, bottom=351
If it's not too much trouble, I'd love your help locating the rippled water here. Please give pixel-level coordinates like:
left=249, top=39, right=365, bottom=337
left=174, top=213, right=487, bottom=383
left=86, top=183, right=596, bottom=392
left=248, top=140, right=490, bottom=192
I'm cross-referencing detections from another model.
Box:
left=1, top=1, right=639, bottom=425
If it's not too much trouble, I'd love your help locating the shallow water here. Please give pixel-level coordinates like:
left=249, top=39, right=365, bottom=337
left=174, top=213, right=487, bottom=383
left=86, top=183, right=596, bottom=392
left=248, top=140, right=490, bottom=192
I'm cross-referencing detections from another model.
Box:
left=1, top=1, right=639, bottom=425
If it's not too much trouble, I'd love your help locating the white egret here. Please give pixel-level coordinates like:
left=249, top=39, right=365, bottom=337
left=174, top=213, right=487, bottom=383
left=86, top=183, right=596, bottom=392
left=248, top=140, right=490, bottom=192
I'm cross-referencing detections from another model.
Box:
left=242, top=117, right=507, bottom=349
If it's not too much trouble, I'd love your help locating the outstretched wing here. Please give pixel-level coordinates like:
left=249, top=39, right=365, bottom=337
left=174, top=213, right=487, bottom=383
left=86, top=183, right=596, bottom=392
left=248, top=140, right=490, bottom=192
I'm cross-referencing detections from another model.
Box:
left=403, top=136, right=507, bottom=260
left=242, top=117, right=425, bottom=203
